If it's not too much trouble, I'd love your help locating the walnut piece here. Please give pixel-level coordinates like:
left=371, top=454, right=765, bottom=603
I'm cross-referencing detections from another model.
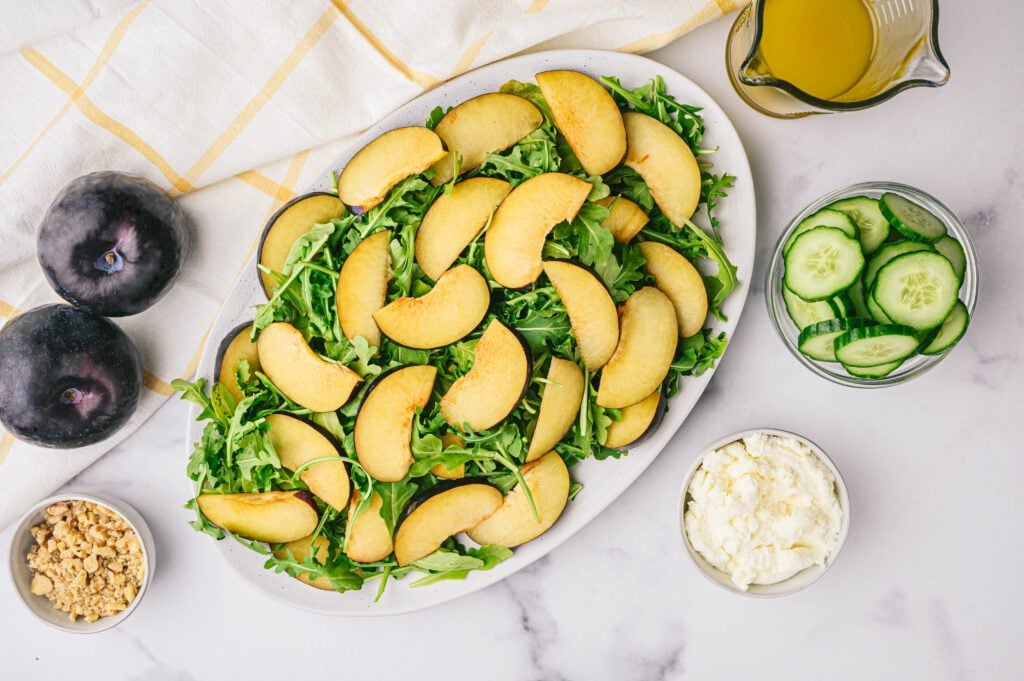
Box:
left=26, top=500, right=145, bottom=623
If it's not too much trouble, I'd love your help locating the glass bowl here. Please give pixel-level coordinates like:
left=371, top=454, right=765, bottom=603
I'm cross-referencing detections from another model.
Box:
left=766, top=181, right=979, bottom=388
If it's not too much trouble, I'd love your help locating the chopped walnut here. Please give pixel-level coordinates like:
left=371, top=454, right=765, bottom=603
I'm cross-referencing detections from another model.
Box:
left=26, top=500, right=145, bottom=623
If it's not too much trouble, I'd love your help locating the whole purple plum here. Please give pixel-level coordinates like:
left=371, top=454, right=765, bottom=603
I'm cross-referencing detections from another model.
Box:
left=37, top=172, right=191, bottom=317
left=0, top=304, right=142, bottom=448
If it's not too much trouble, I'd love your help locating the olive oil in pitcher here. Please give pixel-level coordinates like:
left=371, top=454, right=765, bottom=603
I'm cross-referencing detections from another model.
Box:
left=727, top=0, right=950, bottom=117
left=759, top=0, right=876, bottom=101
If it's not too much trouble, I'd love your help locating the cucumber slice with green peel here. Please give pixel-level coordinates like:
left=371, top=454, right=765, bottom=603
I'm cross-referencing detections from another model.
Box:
left=827, top=196, right=890, bottom=255
left=798, top=318, right=874, bottom=362
left=783, top=226, right=865, bottom=301
left=880, top=192, right=948, bottom=243
left=835, top=324, right=921, bottom=367
left=830, top=294, right=854, bottom=318
left=921, top=300, right=969, bottom=355
left=783, top=208, right=858, bottom=254
left=847, top=278, right=871, bottom=319
left=842, top=359, right=904, bottom=378
left=866, top=288, right=893, bottom=324
left=783, top=285, right=839, bottom=330
left=933, top=235, right=967, bottom=281
left=863, top=240, right=933, bottom=290
left=874, top=251, right=959, bottom=331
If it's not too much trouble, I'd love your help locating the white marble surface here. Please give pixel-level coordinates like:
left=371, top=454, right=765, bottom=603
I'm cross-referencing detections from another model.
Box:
left=3, top=4, right=1022, bottom=679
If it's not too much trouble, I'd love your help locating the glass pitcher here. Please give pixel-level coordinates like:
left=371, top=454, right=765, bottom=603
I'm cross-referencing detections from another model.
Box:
left=726, top=0, right=950, bottom=118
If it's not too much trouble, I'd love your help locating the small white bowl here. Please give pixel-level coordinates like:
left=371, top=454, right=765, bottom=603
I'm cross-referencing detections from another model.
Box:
left=678, top=428, right=850, bottom=598
left=8, top=493, right=155, bottom=633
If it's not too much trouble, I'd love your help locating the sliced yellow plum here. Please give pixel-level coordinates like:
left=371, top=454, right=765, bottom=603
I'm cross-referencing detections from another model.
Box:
left=536, top=70, right=626, bottom=176
left=257, top=322, right=362, bottom=412
left=623, top=112, right=701, bottom=227
left=345, top=490, right=394, bottom=564
left=597, top=287, right=678, bottom=409
left=595, top=195, right=649, bottom=243
left=393, top=483, right=503, bottom=566
left=604, top=390, right=664, bottom=449
left=467, top=451, right=570, bottom=548
left=338, top=127, right=445, bottom=210
left=266, top=413, right=349, bottom=511
left=542, top=260, right=619, bottom=371
left=484, top=173, right=591, bottom=288
left=336, top=230, right=390, bottom=347
left=273, top=535, right=333, bottom=590
left=215, top=322, right=260, bottom=403
left=258, top=193, right=345, bottom=296
left=197, top=491, right=317, bottom=543
left=430, top=93, right=543, bottom=185
left=441, top=320, right=531, bottom=432
left=432, top=432, right=466, bottom=479
left=638, top=241, right=708, bottom=338
left=373, top=264, right=489, bottom=349
left=415, top=177, right=512, bottom=280
left=526, top=357, right=584, bottom=462
left=354, top=365, right=437, bottom=482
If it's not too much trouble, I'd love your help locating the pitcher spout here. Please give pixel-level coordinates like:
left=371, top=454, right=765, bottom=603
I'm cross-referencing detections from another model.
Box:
left=903, top=37, right=950, bottom=87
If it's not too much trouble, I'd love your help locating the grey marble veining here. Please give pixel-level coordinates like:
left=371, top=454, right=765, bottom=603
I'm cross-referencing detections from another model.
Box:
left=2, top=2, right=1023, bottom=679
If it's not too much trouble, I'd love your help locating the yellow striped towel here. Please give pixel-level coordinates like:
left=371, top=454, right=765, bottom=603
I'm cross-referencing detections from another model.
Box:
left=0, top=0, right=738, bottom=528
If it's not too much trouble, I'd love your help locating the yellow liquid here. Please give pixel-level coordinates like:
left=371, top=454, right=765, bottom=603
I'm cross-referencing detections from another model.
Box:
left=759, top=0, right=876, bottom=101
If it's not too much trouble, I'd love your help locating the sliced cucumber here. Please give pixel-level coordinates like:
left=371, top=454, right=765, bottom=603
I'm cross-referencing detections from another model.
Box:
left=847, top=278, right=871, bottom=319
left=921, top=300, right=969, bottom=355
left=783, top=208, right=858, bottom=254
left=783, top=226, right=865, bottom=301
left=827, top=196, right=890, bottom=255
left=830, top=294, right=854, bottom=318
left=866, top=288, right=893, bottom=324
left=874, top=251, right=959, bottom=331
left=863, top=240, right=933, bottom=290
left=783, top=285, right=838, bottom=330
left=835, top=324, right=921, bottom=367
left=842, top=359, right=904, bottom=378
left=798, top=318, right=874, bottom=362
left=880, top=192, right=947, bottom=243
left=933, top=235, right=967, bottom=281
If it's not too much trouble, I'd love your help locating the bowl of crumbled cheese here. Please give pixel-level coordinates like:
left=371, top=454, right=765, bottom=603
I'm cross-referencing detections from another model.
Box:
left=8, top=493, right=154, bottom=632
left=679, top=429, right=850, bottom=597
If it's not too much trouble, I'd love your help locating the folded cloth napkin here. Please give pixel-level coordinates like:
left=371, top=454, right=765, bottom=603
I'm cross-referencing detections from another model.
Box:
left=0, top=0, right=738, bottom=529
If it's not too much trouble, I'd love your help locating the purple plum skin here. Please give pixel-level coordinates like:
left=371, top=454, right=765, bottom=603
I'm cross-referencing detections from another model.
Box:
left=37, top=172, right=192, bottom=317
left=0, top=304, right=142, bottom=448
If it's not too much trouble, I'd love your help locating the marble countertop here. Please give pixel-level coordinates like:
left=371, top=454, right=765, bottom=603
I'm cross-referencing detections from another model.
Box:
left=2, top=4, right=1021, bottom=679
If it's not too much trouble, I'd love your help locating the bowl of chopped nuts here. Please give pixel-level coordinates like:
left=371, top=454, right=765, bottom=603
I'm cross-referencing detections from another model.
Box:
left=8, top=493, right=154, bottom=633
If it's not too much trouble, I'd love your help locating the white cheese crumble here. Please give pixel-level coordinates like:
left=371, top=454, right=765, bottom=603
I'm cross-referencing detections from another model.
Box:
left=684, top=433, right=843, bottom=590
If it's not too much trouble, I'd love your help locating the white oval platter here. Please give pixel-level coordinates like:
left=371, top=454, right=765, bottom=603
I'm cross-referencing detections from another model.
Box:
left=186, top=48, right=756, bottom=616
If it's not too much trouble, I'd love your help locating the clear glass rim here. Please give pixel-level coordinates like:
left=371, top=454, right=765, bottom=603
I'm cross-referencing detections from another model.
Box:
left=765, top=181, right=980, bottom=389
left=737, top=0, right=950, bottom=112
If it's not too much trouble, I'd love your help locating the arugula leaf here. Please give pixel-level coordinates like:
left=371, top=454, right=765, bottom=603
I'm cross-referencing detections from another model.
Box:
left=671, top=330, right=728, bottom=377
left=409, top=545, right=513, bottom=586
left=478, top=128, right=561, bottom=185
left=424, top=105, right=449, bottom=130
left=263, top=546, right=364, bottom=593
left=376, top=480, right=419, bottom=537
left=498, top=80, right=553, bottom=123
left=702, top=172, right=735, bottom=242
left=173, top=377, right=219, bottom=423
left=183, top=498, right=223, bottom=539
left=601, top=74, right=706, bottom=152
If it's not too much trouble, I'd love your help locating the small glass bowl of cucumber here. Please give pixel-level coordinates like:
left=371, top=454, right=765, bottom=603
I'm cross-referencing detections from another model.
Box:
left=766, top=182, right=978, bottom=387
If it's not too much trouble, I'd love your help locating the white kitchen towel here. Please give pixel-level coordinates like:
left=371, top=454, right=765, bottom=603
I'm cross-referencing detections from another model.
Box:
left=0, top=0, right=739, bottom=528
